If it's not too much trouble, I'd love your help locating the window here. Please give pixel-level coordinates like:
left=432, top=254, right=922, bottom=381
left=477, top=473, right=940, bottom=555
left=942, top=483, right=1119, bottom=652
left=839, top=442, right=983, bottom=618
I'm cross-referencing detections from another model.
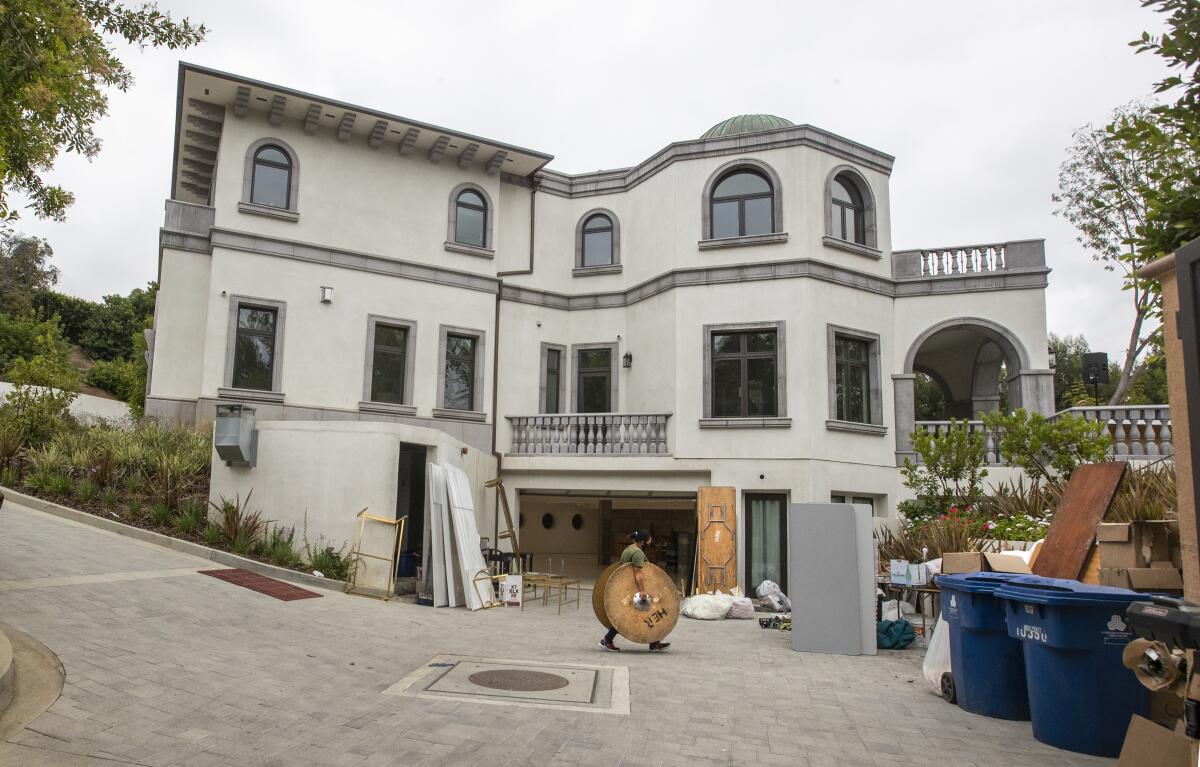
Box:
left=831, top=174, right=865, bottom=244
left=443, top=334, right=477, bottom=410
left=545, top=348, right=562, bottom=414
left=710, top=170, right=774, bottom=239
left=831, top=494, right=876, bottom=516
left=576, top=348, right=612, bottom=413
left=250, top=145, right=292, bottom=209
left=232, top=304, right=278, bottom=391
left=581, top=214, right=614, bottom=267
left=835, top=335, right=871, bottom=423
left=746, top=493, right=788, bottom=592
left=370, top=324, right=410, bottom=404
left=454, top=190, right=487, bottom=248
left=711, top=329, right=778, bottom=417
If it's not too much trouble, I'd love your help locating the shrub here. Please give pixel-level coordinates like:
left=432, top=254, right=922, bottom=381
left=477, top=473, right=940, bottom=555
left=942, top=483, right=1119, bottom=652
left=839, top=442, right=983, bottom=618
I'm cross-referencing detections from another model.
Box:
left=47, top=472, right=71, bottom=497
left=1108, top=461, right=1177, bottom=522
left=201, top=522, right=222, bottom=546
left=980, top=409, right=1111, bottom=488
left=85, top=359, right=139, bottom=401
left=302, top=512, right=348, bottom=579
left=0, top=464, right=17, bottom=487
left=73, top=478, right=99, bottom=503
left=123, top=470, right=144, bottom=493
left=975, top=478, right=1060, bottom=520
left=986, top=514, right=1051, bottom=542
left=263, top=523, right=301, bottom=568
left=210, top=492, right=266, bottom=552
left=99, top=486, right=119, bottom=507
left=127, top=499, right=143, bottom=519
left=0, top=313, right=69, bottom=376
left=173, top=500, right=205, bottom=535
left=149, top=501, right=172, bottom=527
left=2, top=325, right=80, bottom=447
left=900, top=420, right=988, bottom=522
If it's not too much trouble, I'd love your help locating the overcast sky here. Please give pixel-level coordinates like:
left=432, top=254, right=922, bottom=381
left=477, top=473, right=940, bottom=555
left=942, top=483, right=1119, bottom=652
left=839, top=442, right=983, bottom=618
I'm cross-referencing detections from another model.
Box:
left=12, top=1, right=1172, bottom=362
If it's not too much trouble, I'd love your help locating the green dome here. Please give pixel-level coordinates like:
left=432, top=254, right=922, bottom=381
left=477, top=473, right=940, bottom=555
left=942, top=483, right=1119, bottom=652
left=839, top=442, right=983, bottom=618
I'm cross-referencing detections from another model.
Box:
left=701, top=114, right=795, bottom=139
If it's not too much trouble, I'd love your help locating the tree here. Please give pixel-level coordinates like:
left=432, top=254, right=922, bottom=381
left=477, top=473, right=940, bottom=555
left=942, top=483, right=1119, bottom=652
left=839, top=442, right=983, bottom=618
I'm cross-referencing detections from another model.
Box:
left=0, top=231, right=58, bottom=314
left=981, top=409, right=1112, bottom=489
left=1053, top=102, right=1178, bottom=404
left=914, top=372, right=947, bottom=420
left=899, top=420, right=989, bottom=524
left=0, top=1, right=205, bottom=222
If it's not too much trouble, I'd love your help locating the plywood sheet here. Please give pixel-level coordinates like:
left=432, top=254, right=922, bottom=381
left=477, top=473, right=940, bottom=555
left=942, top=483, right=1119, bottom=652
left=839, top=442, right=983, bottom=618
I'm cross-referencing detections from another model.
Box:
left=695, top=486, right=737, bottom=594
left=444, top=463, right=490, bottom=611
left=1032, top=462, right=1127, bottom=580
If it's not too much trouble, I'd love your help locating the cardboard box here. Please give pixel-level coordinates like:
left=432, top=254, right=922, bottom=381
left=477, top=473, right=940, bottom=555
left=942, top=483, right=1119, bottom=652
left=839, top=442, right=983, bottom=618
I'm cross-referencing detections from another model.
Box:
left=941, top=552, right=986, bottom=575
left=1099, top=521, right=1176, bottom=570
left=888, top=560, right=929, bottom=586
left=1099, top=566, right=1184, bottom=594
left=1117, top=715, right=1198, bottom=767
left=983, top=551, right=1032, bottom=574
left=1150, top=690, right=1186, bottom=728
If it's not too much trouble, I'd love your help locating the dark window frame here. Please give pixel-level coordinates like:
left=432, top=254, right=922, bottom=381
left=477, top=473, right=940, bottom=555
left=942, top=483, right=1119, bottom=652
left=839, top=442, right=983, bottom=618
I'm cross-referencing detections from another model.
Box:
left=231, top=303, right=278, bottom=391
left=831, top=173, right=866, bottom=245
left=834, top=333, right=871, bottom=423
left=745, top=492, right=788, bottom=592
left=575, top=347, right=613, bottom=414
left=443, top=332, right=478, bottom=411
left=250, top=145, right=292, bottom=209
left=454, top=190, right=488, bottom=248
left=369, top=322, right=410, bottom=405
left=710, top=170, right=774, bottom=239
left=545, top=347, right=563, bottom=414
left=711, top=329, right=779, bottom=418
left=581, top=213, right=615, bottom=267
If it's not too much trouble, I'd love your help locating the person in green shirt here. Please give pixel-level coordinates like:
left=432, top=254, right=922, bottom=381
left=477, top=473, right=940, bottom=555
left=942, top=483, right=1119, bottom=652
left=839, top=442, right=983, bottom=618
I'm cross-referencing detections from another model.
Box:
left=599, top=530, right=671, bottom=652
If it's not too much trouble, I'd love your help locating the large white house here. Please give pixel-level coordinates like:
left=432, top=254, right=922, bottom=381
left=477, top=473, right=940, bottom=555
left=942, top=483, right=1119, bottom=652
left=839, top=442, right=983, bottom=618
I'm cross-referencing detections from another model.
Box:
left=149, top=64, right=1056, bottom=590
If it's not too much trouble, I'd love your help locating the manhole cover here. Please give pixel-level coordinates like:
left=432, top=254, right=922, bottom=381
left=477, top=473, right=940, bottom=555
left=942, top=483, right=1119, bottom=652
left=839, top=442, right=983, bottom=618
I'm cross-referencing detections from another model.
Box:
left=468, top=669, right=570, bottom=691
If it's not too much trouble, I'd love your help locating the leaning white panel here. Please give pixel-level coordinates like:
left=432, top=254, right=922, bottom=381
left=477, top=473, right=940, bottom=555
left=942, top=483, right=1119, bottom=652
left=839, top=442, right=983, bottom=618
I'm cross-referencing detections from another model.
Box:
left=427, top=461, right=450, bottom=607
left=443, top=463, right=490, bottom=611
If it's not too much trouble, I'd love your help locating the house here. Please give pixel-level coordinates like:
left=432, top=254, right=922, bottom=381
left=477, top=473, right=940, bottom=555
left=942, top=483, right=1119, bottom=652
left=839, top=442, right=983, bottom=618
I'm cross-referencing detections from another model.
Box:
left=149, top=63, right=1056, bottom=591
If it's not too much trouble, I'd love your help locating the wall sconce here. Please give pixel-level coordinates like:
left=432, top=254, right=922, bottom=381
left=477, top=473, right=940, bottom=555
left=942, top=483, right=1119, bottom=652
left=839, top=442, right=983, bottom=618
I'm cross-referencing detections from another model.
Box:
left=1047, top=344, right=1056, bottom=370
left=320, top=286, right=334, bottom=304
left=622, top=351, right=633, bottom=369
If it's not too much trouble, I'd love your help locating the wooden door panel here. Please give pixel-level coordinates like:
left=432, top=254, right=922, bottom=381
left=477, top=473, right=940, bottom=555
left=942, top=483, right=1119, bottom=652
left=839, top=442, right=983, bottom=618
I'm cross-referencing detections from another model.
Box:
left=695, top=486, right=737, bottom=594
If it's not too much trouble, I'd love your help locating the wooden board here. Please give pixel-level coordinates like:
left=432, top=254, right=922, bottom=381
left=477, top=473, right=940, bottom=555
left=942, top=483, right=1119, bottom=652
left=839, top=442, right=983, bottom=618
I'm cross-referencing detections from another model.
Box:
left=695, top=486, right=737, bottom=594
left=602, top=563, right=680, bottom=644
left=592, top=562, right=621, bottom=629
left=1032, top=462, right=1127, bottom=580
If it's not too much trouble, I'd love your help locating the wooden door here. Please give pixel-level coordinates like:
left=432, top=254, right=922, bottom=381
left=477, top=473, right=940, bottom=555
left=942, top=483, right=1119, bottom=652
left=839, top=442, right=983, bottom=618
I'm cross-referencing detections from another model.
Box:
left=695, top=487, right=737, bottom=594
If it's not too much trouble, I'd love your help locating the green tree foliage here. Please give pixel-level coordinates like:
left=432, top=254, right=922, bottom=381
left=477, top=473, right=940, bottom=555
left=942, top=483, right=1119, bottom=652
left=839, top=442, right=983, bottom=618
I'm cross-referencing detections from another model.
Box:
left=0, top=1, right=205, bottom=221
left=1048, top=333, right=1126, bottom=408
left=981, top=409, right=1111, bottom=489
left=0, top=231, right=58, bottom=314
left=0, top=313, right=69, bottom=376
left=1, top=322, right=79, bottom=446
left=899, top=420, right=989, bottom=524
left=1107, top=1, right=1200, bottom=276
left=34, top=282, right=156, bottom=361
left=913, top=372, right=948, bottom=420
left=1126, top=350, right=1170, bottom=404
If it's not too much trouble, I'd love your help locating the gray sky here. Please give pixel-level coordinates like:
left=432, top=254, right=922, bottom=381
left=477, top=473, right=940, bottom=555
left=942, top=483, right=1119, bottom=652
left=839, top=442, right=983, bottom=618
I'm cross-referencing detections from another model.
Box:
left=12, top=1, right=1171, bottom=363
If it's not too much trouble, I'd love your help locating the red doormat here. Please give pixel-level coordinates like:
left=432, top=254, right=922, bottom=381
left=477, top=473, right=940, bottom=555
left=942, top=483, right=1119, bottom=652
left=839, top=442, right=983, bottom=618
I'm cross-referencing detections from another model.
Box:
left=199, top=568, right=322, bottom=601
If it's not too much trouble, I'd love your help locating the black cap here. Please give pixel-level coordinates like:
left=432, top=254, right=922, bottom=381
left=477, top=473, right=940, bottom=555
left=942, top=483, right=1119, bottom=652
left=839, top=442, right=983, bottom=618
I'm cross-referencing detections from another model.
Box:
left=630, top=530, right=649, bottom=542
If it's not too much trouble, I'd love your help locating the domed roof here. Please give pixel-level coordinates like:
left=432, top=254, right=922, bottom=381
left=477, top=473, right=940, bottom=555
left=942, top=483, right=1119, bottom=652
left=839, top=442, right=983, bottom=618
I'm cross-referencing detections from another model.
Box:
left=701, top=114, right=795, bottom=139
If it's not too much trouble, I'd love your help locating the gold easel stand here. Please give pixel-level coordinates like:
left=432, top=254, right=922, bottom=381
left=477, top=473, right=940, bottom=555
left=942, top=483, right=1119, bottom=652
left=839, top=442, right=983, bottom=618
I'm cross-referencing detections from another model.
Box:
left=345, top=509, right=406, bottom=601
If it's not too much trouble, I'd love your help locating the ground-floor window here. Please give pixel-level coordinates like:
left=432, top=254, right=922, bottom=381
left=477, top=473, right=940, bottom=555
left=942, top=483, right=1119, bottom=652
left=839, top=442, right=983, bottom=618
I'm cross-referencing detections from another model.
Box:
left=746, top=492, right=787, bottom=592
left=831, top=493, right=876, bottom=516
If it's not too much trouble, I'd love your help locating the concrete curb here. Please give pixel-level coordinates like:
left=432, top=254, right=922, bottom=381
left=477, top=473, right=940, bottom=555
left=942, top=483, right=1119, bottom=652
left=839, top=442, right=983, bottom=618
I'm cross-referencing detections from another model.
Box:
left=0, top=486, right=348, bottom=594
left=0, top=625, right=12, bottom=712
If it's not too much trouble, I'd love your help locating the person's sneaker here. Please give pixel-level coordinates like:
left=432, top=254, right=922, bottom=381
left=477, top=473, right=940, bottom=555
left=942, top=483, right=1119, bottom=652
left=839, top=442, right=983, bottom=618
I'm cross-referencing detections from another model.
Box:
left=649, top=641, right=671, bottom=652
left=599, top=638, right=621, bottom=652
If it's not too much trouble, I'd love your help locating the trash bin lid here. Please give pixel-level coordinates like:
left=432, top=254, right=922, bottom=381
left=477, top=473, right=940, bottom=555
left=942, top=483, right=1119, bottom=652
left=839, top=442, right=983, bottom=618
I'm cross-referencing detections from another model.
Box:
left=936, top=572, right=1025, bottom=594
left=994, top=575, right=1150, bottom=606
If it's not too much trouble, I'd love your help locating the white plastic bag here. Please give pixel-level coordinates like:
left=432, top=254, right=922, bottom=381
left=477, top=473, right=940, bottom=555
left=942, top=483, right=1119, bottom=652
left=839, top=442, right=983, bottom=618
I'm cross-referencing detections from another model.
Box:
left=922, top=619, right=952, bottom=695
left=755, top=580, right=792, bottom=611
left=879, top=599, right=916, bottom=621
left=681, top=593, right=735, bottom=620
left=728, top=596, right=755, bottom=619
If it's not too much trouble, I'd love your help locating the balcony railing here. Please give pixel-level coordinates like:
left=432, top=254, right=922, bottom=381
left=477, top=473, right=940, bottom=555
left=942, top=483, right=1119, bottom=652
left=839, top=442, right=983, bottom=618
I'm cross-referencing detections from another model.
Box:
left=913, top=405, right=1173, bottom=465
left=508, top=413, right=671, bottom=455
left=892, top=239, right=1046, bottom=280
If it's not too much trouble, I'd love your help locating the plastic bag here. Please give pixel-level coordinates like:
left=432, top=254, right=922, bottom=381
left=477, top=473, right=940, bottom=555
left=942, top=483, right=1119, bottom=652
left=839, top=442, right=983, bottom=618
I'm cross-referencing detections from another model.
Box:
left=922, top=619, right=952, bottom=695
left=760, top=594, right=786, bottom=612
left=879, top=599, right=916, bottom=621
left=681, top=593, right=735, bottom=620
left=728, top=596, right=755, bottom=619
left=755, top=580, right=792, bottom=611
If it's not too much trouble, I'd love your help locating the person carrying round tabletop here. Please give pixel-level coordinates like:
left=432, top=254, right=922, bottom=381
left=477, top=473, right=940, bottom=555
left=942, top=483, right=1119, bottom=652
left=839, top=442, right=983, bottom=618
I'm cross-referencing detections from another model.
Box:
left=599, top=530, right=671, bottom=652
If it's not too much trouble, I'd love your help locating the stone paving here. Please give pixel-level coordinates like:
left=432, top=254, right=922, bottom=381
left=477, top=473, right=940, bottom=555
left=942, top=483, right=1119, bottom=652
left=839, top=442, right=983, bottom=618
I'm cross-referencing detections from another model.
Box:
left=0, top=499, right=1114, bottom=766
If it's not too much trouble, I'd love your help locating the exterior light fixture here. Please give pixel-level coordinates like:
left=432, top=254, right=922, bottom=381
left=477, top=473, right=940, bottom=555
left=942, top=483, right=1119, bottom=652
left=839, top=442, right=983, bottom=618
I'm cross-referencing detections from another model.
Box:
left=622, top=351, right=633, bottom=369
left=320, top=286, right=334, bottom=304
left=1047, top=344, right=1056, bottom=370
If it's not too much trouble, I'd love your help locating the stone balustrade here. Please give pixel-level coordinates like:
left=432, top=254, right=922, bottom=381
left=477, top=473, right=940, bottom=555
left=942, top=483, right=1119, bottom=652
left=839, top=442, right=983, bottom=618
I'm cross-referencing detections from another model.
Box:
left=508, top=413, right=671, bottom=455
left=892, top=239, right=1047, bottom=280
left=913, top=404, right=1173, bottom=464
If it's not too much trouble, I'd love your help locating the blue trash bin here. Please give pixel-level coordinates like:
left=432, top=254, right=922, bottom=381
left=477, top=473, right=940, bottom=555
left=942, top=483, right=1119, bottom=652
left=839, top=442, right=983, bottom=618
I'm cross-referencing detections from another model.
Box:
left=936, top=572, right=1030, bottom=720
left=995, top=576, right=1152, bottom=757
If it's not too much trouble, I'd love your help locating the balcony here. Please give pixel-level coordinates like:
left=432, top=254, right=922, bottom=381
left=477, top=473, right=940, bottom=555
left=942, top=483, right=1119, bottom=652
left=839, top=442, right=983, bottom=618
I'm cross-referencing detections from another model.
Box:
left=913, top=405, right=1173, bottom=465
left=891, top=239, right=1047, bottom=280
left=508, top=413, right=671, bottom=455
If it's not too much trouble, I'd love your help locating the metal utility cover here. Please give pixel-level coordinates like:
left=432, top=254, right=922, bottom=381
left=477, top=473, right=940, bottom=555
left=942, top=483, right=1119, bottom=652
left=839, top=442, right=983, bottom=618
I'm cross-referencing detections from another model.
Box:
left=429, top=661, right=596, bottom=703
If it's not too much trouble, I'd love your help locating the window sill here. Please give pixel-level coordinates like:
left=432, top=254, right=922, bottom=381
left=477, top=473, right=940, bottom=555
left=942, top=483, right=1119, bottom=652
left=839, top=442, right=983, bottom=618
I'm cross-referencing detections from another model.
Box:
left=572, top=264, right=622, bottom=277
left=237, top=202, right=299, bottom=222
left=699, top=417, right=791, bottom=429
left=443, top=241, right=495, bottom=259
left=358, top=401, right=417, bottom=417
left=218, top=387, right=284, bottom=404
left=698, top=232, right=788, bottom=251
left=825, top=419, right=887, bottom=436
left=432, top=408, right=488, bottom=422
left=821, top=236, right=881, bottom=260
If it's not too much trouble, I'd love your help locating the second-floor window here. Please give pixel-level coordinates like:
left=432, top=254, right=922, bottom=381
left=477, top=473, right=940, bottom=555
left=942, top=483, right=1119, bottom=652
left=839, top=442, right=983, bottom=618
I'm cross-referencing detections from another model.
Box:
left=710, top=170, right=774, bottom=239
left=250, top=145, right=292, bottom=209
left=581, top=214, right=614, bottom=267
left=370, top=323, right=410, bottom=405
left=831, top=174, right=866, bottom=245
left=576, top=348, right=612, bottom=413
left=232, top=304, right=278, bottom=391
left=545, top=348, right=562, bottom=414
left=834, top=334, right=870, bottom=423
left=711, top=329, right=778, bottom=417
left=454, top=190, right=487, bottom=248
left=443, top=333, right=477, bottom=410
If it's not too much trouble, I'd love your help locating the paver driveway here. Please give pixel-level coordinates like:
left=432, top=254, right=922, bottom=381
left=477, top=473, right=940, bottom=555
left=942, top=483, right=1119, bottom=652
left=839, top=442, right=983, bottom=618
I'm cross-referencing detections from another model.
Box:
left=0, top=499, right=1112, bottom=766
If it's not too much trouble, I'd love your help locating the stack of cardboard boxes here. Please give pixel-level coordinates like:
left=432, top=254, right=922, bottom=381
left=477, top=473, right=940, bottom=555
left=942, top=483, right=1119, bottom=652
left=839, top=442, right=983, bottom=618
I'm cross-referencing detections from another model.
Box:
left=1098, top=521, right=1184, bottom=594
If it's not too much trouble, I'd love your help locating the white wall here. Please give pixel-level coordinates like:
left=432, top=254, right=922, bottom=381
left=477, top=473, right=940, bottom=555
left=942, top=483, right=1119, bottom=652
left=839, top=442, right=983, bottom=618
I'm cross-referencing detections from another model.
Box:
left=0, top=384, right=130, bottom=423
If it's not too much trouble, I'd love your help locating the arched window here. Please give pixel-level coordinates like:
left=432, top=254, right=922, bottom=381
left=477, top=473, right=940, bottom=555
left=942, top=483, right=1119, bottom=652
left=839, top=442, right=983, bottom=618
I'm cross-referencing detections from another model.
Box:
left=581, top=214, right=614, bottom=267
left=831, top=173, right=866, bottom=245
left=250, top=145, right=292, bottom=209
left=710, top=170, right=774, bottom=239
left=454, top=190, right=487, bottom=248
